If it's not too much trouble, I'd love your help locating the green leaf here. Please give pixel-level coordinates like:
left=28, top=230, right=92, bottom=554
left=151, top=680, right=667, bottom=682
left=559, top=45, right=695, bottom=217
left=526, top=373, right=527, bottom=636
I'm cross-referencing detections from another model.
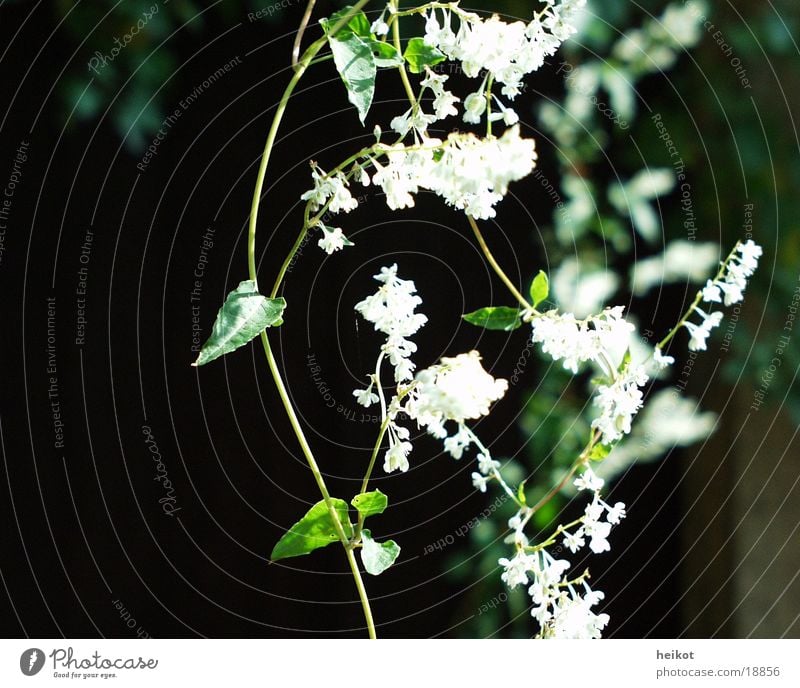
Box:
left=370, top=40, right=404, bottom=68
left=360, top=529, right=400, bottom=575
left=403, top=37, right=446, bottom=73
left=351, top=490, right=388, bottom=519
left=462, top=306, right=522, bottom=331
left=517, top=479, right=528, bottom=506
left=270, top=499, right=353, bottom=561
left=589, top=443, right=612, bottom=461
left=529, top=270, right=549, bottom=308
left=321, top=15, right=377, bottom=124
left=193, top=281, right=285, bottom=367
left=322, top=7, right=372, bottom=38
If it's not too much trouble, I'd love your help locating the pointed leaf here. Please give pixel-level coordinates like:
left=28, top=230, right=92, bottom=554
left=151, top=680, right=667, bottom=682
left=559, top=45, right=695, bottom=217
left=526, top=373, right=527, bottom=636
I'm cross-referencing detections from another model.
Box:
left=352, top=490, right=388, bottom=519
left=529, top=270, right=549, bottom=308
left=463, top=306, right=522, bottom=331
left=517, top=479, right=528, bottom=506
left=589, top=443, right=612, bottom=461
left=403, top=37, right=445, bottom=73
left=321, top=16, right=376, bottom=124
left=360, top=529, right=400, bottom=575
left=322, top=7, right=372, bottom=38
left=270, top=499, right=353, bottom=561
left=193, top=281, right=285, bottom=366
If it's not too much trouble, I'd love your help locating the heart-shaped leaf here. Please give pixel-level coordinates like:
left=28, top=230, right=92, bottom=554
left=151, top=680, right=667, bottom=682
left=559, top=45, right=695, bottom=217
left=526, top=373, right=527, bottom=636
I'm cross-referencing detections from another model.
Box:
left=463, top=306, right=522, bottom=331
left=193, top=281, right=285, bottom=366
left=271, top=499, right=353, bottom=561
left=352, top=490, right=388, bottom=519
left=360, top=529, right=400, bottom=575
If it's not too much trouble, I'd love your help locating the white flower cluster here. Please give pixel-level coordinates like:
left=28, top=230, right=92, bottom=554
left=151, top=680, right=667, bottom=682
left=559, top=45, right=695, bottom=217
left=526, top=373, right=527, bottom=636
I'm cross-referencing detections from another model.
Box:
left=301, top=163, right=358, bottom=214
left=423, top=1, right=586, bottom=105
left=391, top=70, right=460, bottom=138
left=405, top=351, right=509, bottom=440
left=592, top=363, right=648, bottom=444
left=317, top=225, right=350, bottom=255
left=372, top=125, right=537, bottom=219
left=352, top=265, right=429, bottom=474
left=353, top=268, right=509, bottom=475
left=499, top=466, right=624, bottom=638
left=300, top=163, right=359, bottom=255
left=530, top=306, right=635, bottom=375
left=531, top=305, right=651, bottom=447
left=353, top=264, right=428, bottom=386
left=685, top=240, right=762, bottom=351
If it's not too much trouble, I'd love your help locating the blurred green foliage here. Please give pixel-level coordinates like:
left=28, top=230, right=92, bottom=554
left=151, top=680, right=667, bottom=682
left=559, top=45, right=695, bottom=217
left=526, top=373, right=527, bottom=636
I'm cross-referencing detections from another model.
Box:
left=58, top=0, right=282, bottom=150
left=449, top=0, right=800, bottom=637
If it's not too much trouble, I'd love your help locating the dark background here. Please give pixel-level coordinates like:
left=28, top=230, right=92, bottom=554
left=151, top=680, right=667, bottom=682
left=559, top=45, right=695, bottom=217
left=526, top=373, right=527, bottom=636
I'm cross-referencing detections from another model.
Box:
left=0, top=0, right=797, bottom=639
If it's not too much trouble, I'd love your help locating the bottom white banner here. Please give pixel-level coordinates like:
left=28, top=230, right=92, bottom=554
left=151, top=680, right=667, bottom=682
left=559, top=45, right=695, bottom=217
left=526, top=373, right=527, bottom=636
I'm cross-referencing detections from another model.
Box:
left=1, top=639, right=798, bottom=687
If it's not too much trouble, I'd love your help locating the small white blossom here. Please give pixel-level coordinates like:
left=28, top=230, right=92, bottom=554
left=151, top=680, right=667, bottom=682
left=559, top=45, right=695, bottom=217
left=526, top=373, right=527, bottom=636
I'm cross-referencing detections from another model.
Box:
left=606, top=501, right=627, bottom=524
left=549, top=585, right=609, bottom=639
left=477, top=452, right=500, bottom=475
left=684, top=320, right=711, bottom=351
left=498, top=551, right=537, bottom=589
left=563, top=529, right=585, bottom=553
left=738, top=239, right=763, bottom=269
left=443, top=425, right=471, bottom=459
left=701, top=279, right=722, bottom=303
left=584, top=518, right=612, bottom=554
left=352, top=387, right=378, bottom=408
left=584, top=496, right=604, bottom=524
left=317, top=225, right=348, bottom=254
left=370, top=18, right=389, bottom=36
left=653, top=346, right=675, bottom=370
left=462, top=91, right=487, bottom=124
left=301, top=165, right=358, bottom=214
left=383, top=438, right=412, bottom=473
left=390, top=107, right=436, bottom=137
left=574, top=467, right=604, bottom=492
left=489, top=95, right=520, bottom=126
left=471, top=472, right=490, bottom=493
left=421, top=69, right=459, bottom=121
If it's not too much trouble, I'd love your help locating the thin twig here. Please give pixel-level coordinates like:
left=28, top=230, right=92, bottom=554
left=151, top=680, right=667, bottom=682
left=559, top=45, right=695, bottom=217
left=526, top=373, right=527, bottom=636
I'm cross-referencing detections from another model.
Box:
left=292, top=0, right=317, bottom=71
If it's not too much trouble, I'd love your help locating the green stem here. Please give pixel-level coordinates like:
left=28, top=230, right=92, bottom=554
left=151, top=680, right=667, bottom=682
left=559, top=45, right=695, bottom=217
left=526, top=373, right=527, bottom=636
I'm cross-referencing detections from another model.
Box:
left=525, top=517, right=585, bottom=552
left=271, top=146, right=376, bottom=298
left=247, top=0, right=376, bottom=639
left=292, top=0, right=317, bottom=69
left=360, top=418, right=390, bottom=496
left=259, top=332, right=346, bottom=537
left=467, top=215, right=534, bottom=313
left=355, top=416, right=391, bottom=539
left=531, top=429, right=600, bottom=514
left=270, top=226, right=308, bottom=298
left=485, top=75, right=494, bottom=138
left=393, top=1, right=475, bottom=20
left=248, top=0, right=372, bottom=282
left=390, top=0, right=417, bottom=105
left=345, top=547, right=377, bottom=638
